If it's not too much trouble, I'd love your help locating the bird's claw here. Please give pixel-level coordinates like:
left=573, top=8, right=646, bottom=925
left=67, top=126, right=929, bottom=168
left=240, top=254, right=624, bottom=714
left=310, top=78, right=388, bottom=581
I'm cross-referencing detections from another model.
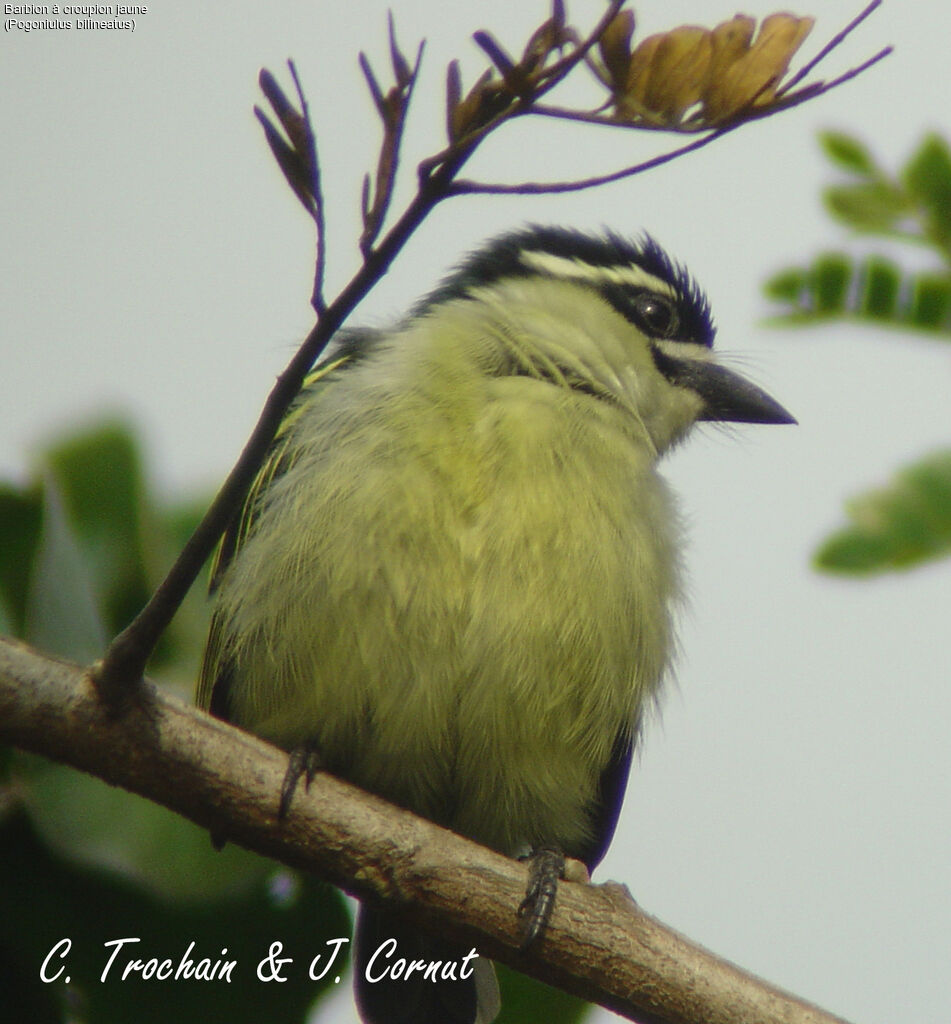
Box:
left=518, top=846, right=565, bottom=948
left=278, top=740, right=323, bottom=819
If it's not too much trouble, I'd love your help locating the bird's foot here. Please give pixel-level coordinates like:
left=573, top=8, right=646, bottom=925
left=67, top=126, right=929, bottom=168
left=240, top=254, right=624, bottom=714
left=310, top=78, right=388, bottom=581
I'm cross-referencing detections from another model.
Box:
left=517, top=846, right=566, bottom=948
left=279, top=740, right=323, bottom=819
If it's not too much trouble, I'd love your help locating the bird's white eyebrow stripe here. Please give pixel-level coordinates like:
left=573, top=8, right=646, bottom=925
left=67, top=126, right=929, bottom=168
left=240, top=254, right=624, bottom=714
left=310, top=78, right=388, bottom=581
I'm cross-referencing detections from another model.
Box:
left=519, top=250, right=676, bottom=297
left=652, top=339, right=712, bottom=361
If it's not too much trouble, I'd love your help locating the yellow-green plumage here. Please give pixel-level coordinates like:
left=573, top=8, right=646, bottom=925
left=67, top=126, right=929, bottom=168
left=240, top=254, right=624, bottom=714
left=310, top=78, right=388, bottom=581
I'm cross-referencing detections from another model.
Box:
left=199, top=277, right=685, bottom=857
left=197, top=228, right=793, bottom=1024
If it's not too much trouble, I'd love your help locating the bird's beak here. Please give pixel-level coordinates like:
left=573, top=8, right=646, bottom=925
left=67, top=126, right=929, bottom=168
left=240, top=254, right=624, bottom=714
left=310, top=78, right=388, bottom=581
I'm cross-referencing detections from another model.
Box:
left=693, top=362, right=796, bottom=424
left=656, top=351, right=796, bottom=424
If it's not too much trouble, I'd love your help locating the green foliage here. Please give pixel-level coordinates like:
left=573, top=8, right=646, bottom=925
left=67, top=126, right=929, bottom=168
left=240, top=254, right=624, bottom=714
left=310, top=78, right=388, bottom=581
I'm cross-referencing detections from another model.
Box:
left=902, top=135, right=951, bottom=255
left=764, top=251, right=951, bottom=333
left=825, top=180, right=909, bottom=233
left=496, top=964, right=591, bottom=1024
left=20, top=749, right=280, bottom=903
left=1, top=419, right=351, bottom=1023
left=819, top=131, right=878, bottom=177
left=42, top=423, right=153, bottom=639
left=25, top=480, right=107, bottom=663
left=765, top=131, right=951, bottom=333
left=765, top=131, right=951, bottom=575
left=0, top=483, right=43, bottom=637
left=0, top=420, right=207, bottom=680
left=1, top=811, right=351, bottom=1024
left=816, top=451, right=951, bottom=573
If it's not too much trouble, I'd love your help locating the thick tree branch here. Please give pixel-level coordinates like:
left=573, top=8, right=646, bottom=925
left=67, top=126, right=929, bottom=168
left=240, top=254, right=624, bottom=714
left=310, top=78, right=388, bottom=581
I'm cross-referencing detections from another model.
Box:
left=2, top=635, right=854, bottom=1024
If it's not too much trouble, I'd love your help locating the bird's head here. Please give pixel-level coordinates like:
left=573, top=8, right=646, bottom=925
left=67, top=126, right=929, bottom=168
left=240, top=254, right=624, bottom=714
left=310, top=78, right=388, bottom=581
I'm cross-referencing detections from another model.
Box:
left=416, top=226, right=795, bottom=453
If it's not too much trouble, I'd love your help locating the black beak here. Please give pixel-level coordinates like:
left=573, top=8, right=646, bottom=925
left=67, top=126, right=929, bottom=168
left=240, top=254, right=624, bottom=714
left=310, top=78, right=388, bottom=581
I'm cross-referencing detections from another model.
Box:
left=653, top=350, right=796, bottom=425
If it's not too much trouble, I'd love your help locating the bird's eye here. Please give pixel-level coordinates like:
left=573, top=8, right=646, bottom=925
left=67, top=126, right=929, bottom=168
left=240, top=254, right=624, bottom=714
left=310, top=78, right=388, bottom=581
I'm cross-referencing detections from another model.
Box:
left=633, top=293, right=678, bottom=338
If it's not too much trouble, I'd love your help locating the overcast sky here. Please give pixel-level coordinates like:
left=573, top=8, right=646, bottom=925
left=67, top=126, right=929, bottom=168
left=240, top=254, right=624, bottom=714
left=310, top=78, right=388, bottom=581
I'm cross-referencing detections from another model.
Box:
left=2, top=3, right=949, bottom=1024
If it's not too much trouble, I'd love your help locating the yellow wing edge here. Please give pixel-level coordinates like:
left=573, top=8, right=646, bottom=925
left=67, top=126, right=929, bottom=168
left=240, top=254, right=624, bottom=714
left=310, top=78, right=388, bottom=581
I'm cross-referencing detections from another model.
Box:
left=195, top=353, right=353, bottom=713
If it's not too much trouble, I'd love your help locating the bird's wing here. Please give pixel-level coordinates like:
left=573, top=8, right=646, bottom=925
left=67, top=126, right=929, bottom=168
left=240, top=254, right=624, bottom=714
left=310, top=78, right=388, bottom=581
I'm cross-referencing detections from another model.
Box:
left=195, top=348, right=356, bottom=716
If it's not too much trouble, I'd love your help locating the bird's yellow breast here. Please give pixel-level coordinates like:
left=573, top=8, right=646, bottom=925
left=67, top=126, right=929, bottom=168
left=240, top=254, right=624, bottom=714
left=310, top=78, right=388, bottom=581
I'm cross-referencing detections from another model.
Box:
left=213, top=322, right=681, bottom=857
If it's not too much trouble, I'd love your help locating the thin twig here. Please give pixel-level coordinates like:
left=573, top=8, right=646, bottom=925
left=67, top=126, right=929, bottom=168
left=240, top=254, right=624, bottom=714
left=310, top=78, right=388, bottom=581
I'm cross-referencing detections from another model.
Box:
left=450, top=41, right=892, bottom=199
left=539, top=1, right=888, bottom=136
left=449, top=129, right=728, bottom=196
left=534, top=47, right=892, bottom=137
left=419, top=0, right=622, bottom=180
left=739, top=45, right=893, bottom=123
left=288, top=60, right=326, bottom=315
left=779, top=0, right=884, bottom=97
left=528, top=103, right=696, bottom=132
left=531, top=0, right=622, bottom=90
left=360, top=33, right=426, bottom=257
left=254, top=71, right=318, bottom=218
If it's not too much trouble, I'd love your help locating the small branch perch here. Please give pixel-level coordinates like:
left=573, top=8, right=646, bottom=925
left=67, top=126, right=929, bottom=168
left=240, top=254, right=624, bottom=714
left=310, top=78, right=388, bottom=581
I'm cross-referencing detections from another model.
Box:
left=2, top=635, right=854, bottom=1024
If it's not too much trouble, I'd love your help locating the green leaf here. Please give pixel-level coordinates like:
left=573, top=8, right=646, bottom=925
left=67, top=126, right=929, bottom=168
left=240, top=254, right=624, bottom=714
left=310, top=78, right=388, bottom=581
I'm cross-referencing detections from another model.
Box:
left=24, top=479, right=107, bottom=663
left=497, top=964, right=591, bottom=1024
left=765, top=252, right=951, bottom=335
left=16, top=750, right=273, bottom=902
left=823, top=181, right=909, bottom=233
left=819, top=131, right=879, bottom=177
left=0, top=483, right=43, bottom=635
left=816, top=450, right=951, bottom=573
left=908, top=273, right=951, bottom=330
left=42, top=421, right=153, bottom=635
left=811, top=252, right=851, bottom=313
left=858, top=256, right=900, bottom=319
left=902, top=133, right=951, bottom=253
left=30, top=419, right=208, bottom=672
left=763, top=267, right=808, bottom=303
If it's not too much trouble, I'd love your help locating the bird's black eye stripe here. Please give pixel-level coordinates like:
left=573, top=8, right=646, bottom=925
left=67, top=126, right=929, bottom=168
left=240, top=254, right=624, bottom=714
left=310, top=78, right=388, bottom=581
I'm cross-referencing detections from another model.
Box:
left=597, top=280, right=714, bottom=347
left=598, top=283, right=681, bottom=340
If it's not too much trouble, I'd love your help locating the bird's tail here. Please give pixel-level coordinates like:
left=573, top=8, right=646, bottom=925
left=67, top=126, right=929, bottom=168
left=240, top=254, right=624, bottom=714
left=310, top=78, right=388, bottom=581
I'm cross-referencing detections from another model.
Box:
left=354, top=905, right=500, bottom=1024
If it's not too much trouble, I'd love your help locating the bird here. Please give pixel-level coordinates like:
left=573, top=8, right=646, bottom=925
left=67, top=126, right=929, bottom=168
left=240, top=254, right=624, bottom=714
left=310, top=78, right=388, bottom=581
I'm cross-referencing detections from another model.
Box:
left=196, top=225, right=795, bottom=1023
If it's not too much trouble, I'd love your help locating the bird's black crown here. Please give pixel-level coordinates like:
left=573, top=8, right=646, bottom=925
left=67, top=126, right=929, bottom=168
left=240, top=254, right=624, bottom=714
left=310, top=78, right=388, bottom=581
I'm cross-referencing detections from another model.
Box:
left=417, top=225, right=715, bottom=348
